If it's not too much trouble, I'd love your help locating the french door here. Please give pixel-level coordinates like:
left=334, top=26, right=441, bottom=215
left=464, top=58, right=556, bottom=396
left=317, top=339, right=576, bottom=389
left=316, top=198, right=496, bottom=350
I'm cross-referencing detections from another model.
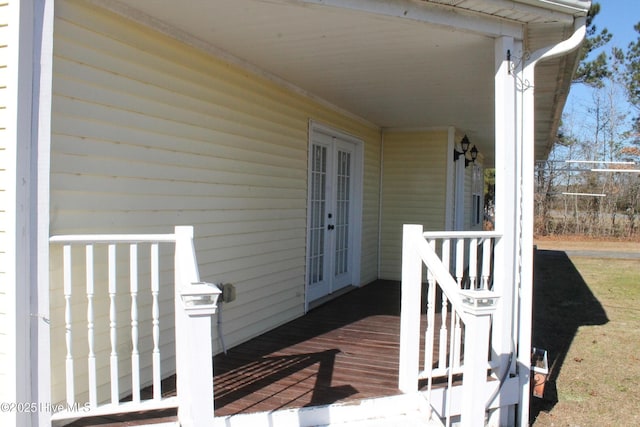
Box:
left=306, top=125, right=361, bottom=303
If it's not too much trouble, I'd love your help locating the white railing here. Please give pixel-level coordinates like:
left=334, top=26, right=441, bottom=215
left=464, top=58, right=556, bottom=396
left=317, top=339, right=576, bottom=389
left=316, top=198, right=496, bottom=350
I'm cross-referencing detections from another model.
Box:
left=49, top=226, right=219, bottom=426
left=399, top=225, right=500, bottom=427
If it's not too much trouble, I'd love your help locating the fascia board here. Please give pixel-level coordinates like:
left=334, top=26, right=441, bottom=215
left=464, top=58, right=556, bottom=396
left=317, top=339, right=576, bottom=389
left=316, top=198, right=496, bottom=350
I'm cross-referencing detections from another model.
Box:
left=514, top=0, right=591, bottom=16
left=299, top=0, right=524, bottom=39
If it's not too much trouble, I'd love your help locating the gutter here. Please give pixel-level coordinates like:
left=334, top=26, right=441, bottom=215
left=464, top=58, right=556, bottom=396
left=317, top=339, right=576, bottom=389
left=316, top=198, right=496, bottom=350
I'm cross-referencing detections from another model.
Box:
left=528, top=16, right=587, bottom=64
left=514, top=0, right=591, bottom=16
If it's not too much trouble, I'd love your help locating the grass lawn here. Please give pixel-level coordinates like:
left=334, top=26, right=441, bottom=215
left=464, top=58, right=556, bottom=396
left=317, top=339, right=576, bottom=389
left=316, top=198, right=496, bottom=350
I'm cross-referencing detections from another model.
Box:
left=531, top=239, right=640, bottom=426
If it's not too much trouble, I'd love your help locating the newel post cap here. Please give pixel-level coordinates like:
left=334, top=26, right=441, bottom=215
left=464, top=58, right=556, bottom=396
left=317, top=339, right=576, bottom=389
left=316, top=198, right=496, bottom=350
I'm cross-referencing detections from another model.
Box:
left=179, top=282, right=221, bottom=316
left=459, top=289, right=500, bottom=316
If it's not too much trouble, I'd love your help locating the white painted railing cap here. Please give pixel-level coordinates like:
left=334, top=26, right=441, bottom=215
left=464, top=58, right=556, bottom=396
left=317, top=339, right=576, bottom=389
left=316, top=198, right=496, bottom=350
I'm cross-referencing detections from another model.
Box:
left=459, top=289, right=500, bottom=315
left=179, top=282, right=222, bottom=316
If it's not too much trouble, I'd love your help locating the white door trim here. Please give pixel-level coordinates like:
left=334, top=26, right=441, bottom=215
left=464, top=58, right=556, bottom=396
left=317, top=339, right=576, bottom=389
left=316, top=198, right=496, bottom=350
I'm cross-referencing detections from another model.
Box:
left=305, top=121, right=363, bottom=311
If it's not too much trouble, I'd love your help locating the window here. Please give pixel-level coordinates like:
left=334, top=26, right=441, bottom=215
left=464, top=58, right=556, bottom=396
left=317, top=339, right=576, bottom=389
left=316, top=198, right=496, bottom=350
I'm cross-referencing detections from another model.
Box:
left=471, top=165, right=483, bottom=227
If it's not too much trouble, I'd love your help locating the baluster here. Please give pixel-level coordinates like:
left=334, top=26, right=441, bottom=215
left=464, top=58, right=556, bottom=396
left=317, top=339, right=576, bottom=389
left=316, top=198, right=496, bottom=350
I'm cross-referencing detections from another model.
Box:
left=424, top=239, right=437, bottom=373
left=481, top=238, right=492, bottom=289
left=453, top=240, right=464, bottom=368
left=86, top=244, right=97, bottom=407
left=455, top=238, right=464, bottom=288
left=469, top=238, right=478, bottom=289
left=108, top=244, right=119, bottom=404
left=63, top=244, right=75, bottom=405
left=442, top=238, right=451, bottom=276
left=446, top=302, right=458, bottom=426
left=151, top=243, right=161, bottom=400
left=130, top=244, right=141, bottom=403
left=453, top=313, right=463, bottom=368
left=439, top=239, right=450, bottom=369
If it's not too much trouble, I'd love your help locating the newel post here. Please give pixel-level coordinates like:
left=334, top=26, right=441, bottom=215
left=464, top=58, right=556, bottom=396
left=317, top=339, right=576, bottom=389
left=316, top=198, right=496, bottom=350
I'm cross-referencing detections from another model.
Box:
left=174, top=226, right=220, bottom=427
left=460, top=290, right=500, bottom=427
left=398, top=224, right=423, bottom=393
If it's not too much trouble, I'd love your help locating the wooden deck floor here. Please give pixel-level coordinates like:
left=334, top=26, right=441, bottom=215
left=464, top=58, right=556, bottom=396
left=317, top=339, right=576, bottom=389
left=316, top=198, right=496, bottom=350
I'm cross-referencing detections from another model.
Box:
left=213, top=279, right=407, bottom=416
left=64, top=280, right=426, bottom=425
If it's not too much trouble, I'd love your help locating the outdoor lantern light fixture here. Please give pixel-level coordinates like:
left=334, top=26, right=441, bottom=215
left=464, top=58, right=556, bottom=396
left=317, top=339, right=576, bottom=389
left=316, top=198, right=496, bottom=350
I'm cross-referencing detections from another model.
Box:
left=467, top=145, right=479, bottom=168
left=453, top=135, right=478, bottom=167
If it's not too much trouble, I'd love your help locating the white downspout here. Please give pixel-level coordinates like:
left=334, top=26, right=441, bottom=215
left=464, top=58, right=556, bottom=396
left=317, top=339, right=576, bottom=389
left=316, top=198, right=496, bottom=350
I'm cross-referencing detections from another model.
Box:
left=517, top=17, right=586, bottom=427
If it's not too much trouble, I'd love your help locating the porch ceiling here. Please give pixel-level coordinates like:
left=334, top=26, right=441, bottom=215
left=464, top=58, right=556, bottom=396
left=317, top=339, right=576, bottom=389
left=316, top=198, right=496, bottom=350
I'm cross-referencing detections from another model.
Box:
left=95, top=0, right=588, bottom=164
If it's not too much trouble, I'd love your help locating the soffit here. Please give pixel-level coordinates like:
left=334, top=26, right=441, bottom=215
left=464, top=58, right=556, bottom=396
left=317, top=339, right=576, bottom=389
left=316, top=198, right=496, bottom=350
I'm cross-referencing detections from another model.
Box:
left=93, top=0, right=586, bottom=164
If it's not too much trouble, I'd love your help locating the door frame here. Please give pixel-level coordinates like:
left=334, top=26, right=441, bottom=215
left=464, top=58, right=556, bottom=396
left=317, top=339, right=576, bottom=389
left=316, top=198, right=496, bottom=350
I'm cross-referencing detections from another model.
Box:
left=305, top=121, right=363, bottom=311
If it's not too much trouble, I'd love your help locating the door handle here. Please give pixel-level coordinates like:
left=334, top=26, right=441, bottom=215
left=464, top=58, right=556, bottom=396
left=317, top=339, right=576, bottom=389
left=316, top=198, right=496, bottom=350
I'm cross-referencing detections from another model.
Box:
left=327, top=224, right=335, bottom=230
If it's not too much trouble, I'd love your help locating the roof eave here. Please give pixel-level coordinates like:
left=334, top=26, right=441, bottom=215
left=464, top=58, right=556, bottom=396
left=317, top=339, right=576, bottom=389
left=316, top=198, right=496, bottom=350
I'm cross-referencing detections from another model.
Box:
left=514, top=0, right=591, bottom=17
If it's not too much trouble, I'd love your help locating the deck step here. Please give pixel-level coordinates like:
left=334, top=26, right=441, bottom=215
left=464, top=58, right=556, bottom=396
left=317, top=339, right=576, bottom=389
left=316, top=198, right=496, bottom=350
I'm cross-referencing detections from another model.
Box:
left=214, top=393, right=444, bottom=427
left=320, top=411, right=443, bottom=426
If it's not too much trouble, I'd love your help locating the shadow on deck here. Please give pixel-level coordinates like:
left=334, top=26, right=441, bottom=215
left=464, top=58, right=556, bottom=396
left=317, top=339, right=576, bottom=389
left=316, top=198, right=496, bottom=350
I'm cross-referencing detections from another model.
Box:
left=213, top=279, right=406, bottom=415
left=530, top=249, right=609, bottom=424
left=63, top=280, right=421, bottom=426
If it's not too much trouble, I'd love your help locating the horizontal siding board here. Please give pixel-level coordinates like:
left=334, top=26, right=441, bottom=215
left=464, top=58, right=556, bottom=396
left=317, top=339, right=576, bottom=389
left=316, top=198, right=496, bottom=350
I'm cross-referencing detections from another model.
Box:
left=231, top=273, right=303, bottom=310
left=52, top=174, right=307, bottom=200
left=52, top=191, right=305, bottom=212
left=227, top=290, right=303, bottom=330
left=197, top=238, right=305, bottom=265
left=379, top=130, right=448, bottom=280
left=201, top=248, right=304, bottom=277
left=201, top=258, right=304, bottom=285
left=52, top=54, right=307, bottom=145
left=220, top=279, right=305, bottom=332
left=52, top=97, right=306, bottom=161
left=50, top=212, right=307, bottom=235
left=52, top=33, right=316, bottom=142
left=52, top=107, right=306, bottom=167
left=52, top=103, right=304, bottom=163
left=52, top=75, right=306, bottom=154
left=50, top=151, right=304, bottom=193
left=50, top=116, right=306, bottom=177
left=220, top=299, right=304, bottom=351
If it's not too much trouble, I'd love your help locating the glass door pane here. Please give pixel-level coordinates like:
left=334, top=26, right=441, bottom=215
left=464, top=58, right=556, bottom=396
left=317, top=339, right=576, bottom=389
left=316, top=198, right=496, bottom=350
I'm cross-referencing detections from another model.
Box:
left=334, top=149, right=351, bottom=276
left=309, top=144, right=327, bottom=286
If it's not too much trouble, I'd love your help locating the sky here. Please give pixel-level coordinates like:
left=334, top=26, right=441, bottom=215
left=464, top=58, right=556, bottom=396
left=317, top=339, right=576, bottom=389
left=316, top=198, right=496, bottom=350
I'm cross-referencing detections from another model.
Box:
left=564, top=1, right=640, bottom=143
left=593, top=1, right=640, bottom=47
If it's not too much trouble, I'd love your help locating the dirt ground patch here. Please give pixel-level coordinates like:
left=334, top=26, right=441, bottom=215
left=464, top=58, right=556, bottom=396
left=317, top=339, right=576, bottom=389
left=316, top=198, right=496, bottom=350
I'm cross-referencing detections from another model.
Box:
left=534, top=235, right=640, bottom=252
left=530, top=238, right=640, bottom=426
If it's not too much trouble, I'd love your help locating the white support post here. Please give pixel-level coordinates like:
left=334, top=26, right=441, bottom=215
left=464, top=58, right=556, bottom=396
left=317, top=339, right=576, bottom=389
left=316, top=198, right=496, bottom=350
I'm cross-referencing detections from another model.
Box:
left=6, top=1, right=55, bottom=426
left=398, top=224, right=423, bottom=393
left=491, top=35, right=519, bottom=426
left=174, top=226, right=216, bottom=427
left=517, top=60, right=537, bottom=427
left=460, top=300, right=496, bottom=427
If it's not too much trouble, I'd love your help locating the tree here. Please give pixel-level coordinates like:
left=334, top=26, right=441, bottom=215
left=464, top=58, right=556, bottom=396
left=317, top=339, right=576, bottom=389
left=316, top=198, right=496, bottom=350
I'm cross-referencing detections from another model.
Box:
left=535, top=5, right=640, bottom=237
left=573, top=3, right=613, bottom=88
left=622, top=22, right=640, bottom=145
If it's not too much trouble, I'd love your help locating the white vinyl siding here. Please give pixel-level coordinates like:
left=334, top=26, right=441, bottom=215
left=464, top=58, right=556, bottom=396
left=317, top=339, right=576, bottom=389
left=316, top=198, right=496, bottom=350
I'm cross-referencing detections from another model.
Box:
left=379, top=130, right=448, bottom=280
left=50, top=0, right=380, bottom=403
